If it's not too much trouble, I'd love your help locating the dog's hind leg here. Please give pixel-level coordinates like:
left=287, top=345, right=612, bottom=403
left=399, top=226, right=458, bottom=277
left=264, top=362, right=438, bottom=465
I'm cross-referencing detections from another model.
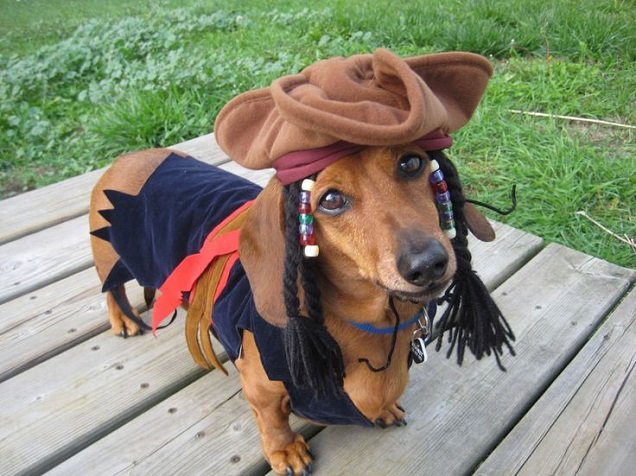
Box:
left=105, top=286, right=142, bottom=337
left=90, top=148, right=181, bottom=337
left=237, top=331, right=313, bottom=475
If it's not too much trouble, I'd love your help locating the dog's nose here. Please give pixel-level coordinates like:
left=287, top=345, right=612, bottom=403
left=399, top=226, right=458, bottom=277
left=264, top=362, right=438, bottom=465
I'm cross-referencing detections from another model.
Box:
left=397, top=239, right=449, bottom=286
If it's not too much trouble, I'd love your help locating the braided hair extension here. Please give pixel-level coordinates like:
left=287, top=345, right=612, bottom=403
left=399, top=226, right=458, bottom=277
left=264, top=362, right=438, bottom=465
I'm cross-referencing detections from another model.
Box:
left=428, top=150, right=516, bottom=371
left=282, top=181, right=345, bottom=395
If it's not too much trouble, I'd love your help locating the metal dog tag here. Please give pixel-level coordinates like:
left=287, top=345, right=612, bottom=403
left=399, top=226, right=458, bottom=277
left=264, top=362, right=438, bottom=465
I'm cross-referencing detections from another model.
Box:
left=411, top=337, right=427, bottom=364
left=409, top=307, right=430, bottom=365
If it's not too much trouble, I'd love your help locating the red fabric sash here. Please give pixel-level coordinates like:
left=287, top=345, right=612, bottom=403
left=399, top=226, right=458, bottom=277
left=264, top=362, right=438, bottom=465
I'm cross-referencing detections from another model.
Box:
left=152, top=199, right=255, bottom=332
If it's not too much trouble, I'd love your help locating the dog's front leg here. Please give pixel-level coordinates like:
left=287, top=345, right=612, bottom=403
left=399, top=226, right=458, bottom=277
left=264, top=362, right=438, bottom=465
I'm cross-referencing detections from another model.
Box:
left=236, top=331, right=313, bottom=475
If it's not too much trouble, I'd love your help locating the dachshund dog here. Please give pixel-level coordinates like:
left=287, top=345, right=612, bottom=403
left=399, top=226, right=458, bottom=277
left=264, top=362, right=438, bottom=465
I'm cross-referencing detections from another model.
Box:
left=89, top=49, right=513, bottom=474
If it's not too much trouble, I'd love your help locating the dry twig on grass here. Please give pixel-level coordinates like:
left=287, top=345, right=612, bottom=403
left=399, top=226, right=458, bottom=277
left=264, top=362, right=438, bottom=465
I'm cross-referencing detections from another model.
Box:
left=576, top=211, right=636, bottom=255
left=509, top=110, right=636, bottom=130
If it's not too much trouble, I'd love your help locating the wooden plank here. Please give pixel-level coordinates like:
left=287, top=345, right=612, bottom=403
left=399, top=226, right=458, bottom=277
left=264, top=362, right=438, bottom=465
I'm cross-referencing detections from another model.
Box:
left=580, top=340, right=636, bottom=475
left=43, top=221, right=542, bottom=474
left=0, top=134, right=227, bottom=245
left=0, top=268, right=143, bottom=382
left=47, top=368, right=252, bottom=476
left=48, top=368, right=315, bottom=476
left=477, top=288, right=636, bottom=475
left=0, top=215, right=93, bottom=304
left=0, top=311, right=206, bottom=475
left=285, top=245, right=634, bottom=475
left=0, top=165, right=272, bottom=305
left=469, top=220, right=543, bottom=289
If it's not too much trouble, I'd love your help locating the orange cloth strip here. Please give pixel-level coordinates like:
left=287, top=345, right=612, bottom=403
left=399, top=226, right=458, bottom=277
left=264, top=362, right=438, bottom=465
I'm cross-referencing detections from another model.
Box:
left=152, top=199, right=255, bottom=332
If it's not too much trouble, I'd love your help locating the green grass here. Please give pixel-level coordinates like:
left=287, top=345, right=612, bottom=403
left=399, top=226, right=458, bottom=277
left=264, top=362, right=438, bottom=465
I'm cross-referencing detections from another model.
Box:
left=1, top=0, right=634, bottom=267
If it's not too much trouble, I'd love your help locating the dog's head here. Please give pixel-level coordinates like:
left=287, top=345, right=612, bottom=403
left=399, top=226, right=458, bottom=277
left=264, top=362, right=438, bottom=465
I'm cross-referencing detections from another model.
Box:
left=239, top=144, right=495, bottom=324
left=311, top=145, right=456, bottom=303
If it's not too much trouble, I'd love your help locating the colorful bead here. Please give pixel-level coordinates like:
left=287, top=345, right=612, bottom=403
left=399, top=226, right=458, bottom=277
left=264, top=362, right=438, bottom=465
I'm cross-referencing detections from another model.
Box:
left=436, top=191, right=451, bottom=203
left=300, top=233, right=316, bottom=246
left=299, top=191, right=311, bottom=204
left=430, top=170, right=444, bottom=184
left=434, top=181, right=448, bottom=193
left=304, top=245, right=320, bottom=258
left=299, top=223, right=314, bottom=235
left=429, top=162, right=456, bottom=240
left=298, top=213, right=314, bottom=225
left=438, top=201, right=453, bottom=212
left=301, top=179, right=316, bottom=191
left=298, top=179, right=319, bottom=257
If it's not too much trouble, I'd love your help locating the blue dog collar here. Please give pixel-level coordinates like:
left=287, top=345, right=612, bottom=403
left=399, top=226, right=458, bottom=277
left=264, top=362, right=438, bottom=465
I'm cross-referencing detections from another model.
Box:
left=347, top=302, right=437, bottom=335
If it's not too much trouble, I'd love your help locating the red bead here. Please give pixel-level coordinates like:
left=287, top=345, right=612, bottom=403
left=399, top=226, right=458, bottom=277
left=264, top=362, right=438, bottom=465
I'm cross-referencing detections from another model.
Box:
left=298, top=203, right=311, bottom=213
left=300, top=234, right=316, bottom=246
left=435, top=181, right=448, bottom=193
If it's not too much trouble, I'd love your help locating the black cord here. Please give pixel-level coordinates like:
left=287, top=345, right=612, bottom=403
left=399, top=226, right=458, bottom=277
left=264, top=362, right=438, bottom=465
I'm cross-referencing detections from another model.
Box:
left=358, top=297, right=401, bottom=372
left=466, top=185, right=517, bottom=216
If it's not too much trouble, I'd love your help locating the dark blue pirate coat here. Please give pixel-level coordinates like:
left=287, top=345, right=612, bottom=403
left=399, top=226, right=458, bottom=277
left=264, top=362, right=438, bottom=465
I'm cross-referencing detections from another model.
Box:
left=95, top=153, right=372, bottom=427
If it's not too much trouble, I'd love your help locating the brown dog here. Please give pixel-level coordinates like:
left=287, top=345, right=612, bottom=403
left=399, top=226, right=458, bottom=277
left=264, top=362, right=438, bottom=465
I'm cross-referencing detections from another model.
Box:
left=90, top=145, right=497, bottom=474
left=90, top=49, right=512, bottom=474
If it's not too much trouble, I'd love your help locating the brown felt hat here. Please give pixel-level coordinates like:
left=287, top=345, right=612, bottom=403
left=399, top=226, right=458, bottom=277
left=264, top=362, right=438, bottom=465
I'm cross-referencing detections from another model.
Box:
left=214, top=48, right=492, bottom=172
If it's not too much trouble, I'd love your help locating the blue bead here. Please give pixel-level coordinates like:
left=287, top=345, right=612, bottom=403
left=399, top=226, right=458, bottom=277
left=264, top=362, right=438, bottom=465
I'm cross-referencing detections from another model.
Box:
left=299, top=191, right=311, bottom=204
left=436, top=191, right=451, bottom=203
left=430, top=170, right=444, bottom=184
left=299, top=223, right=314, bottom=235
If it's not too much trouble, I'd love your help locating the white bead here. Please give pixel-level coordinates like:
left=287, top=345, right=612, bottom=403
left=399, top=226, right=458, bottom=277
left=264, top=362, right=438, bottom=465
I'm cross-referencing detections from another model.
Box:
left=430, top=159, right=440, bottom=172
left=301, top=179, right=316, bottom=191
left=304, top=245, right=320, bottom=257
left=445, top=227, right=456, bottom=239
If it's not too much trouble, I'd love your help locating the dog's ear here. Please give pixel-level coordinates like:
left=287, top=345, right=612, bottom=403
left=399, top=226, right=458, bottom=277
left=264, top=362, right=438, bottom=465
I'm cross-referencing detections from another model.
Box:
left=239, top=177, right=287, bottom=327
left=463, top=202, right=496, bottom=242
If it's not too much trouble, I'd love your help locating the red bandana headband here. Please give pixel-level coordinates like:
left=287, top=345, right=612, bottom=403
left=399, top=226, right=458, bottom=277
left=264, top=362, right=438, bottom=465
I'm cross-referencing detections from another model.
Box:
left=272, top=132, right=453, bottom=186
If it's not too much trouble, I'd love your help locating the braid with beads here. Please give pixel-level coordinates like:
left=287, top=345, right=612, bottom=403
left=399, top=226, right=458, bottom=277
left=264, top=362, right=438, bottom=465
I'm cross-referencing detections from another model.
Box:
left=429, top=150, right=516, bottom=370
left=282, top=183, right=302, bottom=317
left=282, top=181, right=345, bottom=395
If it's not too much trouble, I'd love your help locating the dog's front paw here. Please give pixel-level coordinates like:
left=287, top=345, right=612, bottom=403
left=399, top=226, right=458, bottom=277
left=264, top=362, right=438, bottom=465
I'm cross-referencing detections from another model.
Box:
left=269, top=434, right=313, bottom=475
left=374, top=402, right=407, bottom=428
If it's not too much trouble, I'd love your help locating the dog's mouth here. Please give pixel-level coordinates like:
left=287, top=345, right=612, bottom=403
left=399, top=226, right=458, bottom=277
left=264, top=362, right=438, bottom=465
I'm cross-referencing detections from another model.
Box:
left=379, top=280, right=449, bottom=304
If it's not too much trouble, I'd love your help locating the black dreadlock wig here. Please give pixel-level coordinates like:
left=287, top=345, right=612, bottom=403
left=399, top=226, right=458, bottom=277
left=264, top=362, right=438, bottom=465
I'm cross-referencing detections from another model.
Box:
left=280, top=152, right=516, bottom=396
left=429, top=150, right=516, bottom=370
left=282, top=181, right=345, bottom=396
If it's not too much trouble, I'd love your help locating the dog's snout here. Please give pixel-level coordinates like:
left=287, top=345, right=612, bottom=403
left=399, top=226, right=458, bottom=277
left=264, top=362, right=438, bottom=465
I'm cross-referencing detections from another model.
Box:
left=397, top=239, right=449, bottom=286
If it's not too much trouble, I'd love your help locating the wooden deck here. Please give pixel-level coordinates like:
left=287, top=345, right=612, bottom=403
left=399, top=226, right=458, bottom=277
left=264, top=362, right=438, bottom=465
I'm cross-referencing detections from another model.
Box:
left=0, top=134, right=634, bottom=475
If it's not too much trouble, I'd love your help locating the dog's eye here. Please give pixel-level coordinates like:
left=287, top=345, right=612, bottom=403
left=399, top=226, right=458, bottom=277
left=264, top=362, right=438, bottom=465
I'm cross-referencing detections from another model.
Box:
left=398, top=154, right=424, bottom=178
left=318, top=190, right=350, bottom=215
